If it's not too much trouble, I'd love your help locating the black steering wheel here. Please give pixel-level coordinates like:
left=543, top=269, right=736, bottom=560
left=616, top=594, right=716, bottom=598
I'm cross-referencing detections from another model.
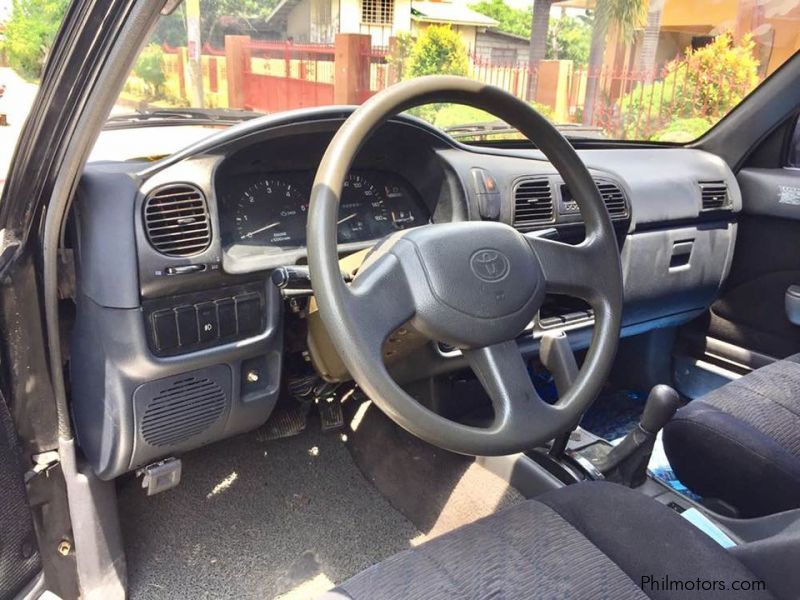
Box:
left=307, top=76, right=623, bottom=456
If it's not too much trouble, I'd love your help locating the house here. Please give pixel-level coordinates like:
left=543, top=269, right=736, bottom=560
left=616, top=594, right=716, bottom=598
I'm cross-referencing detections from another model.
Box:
left=474, top=28, right=530, bottom=64
left=264, top=0, right=499, bottom=49
left=555, top=0, right=800, bottom=76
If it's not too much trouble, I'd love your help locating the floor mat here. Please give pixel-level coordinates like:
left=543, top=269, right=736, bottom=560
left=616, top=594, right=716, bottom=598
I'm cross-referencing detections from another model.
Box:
left=647, top=432, right=703, bottom=501
left=345, top=399, right=524, bottom=539
left=117, top=418, right=420, bottom=600
left=580, top=389, right=647, bottom=440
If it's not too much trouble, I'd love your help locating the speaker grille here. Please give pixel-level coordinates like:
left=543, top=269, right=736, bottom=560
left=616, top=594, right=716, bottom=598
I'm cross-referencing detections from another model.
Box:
left=143, top=184, right=211, bottom=257
left=140, top=375, right=226, bottom=447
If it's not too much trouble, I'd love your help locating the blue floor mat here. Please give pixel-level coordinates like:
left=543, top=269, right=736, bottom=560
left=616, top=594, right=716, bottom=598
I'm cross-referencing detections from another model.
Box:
left=580, top=389, right=647, bottom=440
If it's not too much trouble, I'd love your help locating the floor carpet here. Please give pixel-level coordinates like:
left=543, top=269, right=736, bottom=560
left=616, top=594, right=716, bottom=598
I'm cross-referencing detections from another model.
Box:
left=117, top=419, right=420, bottom=600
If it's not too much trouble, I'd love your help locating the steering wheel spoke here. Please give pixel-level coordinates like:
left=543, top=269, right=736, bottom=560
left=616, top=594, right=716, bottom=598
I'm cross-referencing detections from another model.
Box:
left=345, top=253, right=417, bottom=357
left=526, top=234, right=615, bottom=305
left=463, top=341, right=563, bottom=444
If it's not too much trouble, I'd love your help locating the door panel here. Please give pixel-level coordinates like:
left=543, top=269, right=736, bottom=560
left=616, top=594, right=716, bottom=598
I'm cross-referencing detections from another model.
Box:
left=0, top=393, right=41, bottom=600
left=680, top=167, right=800, bottom=371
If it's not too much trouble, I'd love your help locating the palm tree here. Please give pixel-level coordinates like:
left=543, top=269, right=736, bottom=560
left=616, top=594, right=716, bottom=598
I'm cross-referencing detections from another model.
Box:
left=582, top=0, right=648, bottom=125
left=527, top=0, right=553, bottom=100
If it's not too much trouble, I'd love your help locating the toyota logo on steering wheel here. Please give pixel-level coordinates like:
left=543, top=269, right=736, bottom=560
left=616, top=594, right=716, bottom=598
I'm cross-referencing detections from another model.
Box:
left=470, top=249, right=510, bottom=282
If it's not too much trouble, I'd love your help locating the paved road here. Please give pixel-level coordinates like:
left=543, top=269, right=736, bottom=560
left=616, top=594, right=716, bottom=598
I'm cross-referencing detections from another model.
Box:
left=0, top=67, right=40, bottom=191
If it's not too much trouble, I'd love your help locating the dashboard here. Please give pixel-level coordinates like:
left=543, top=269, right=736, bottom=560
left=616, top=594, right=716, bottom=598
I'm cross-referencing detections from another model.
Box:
left=69, top=107, right=741, bottom=480
left=219, top=170, right=429, bottom=252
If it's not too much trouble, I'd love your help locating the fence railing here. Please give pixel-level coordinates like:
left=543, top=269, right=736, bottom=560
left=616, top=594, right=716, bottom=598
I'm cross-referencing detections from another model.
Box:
left=153, top=35, right=760, bottom=141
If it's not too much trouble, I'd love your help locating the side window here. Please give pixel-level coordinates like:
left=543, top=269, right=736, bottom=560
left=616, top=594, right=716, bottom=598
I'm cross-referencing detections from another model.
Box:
left=788, top=116, right=800, bottom=169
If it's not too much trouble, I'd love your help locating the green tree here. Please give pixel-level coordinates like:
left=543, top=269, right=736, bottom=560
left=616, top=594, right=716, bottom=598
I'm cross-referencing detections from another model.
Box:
left=547, top=14, right=591, bottom=65
left=1, top=0, right=69, bottom=79
left=582, top=0, right=648, bottom=125
left=151, top=0, right=281, bottom=48
left=469, top=0, right=531, bottom=38
left=133, top=44, right=167, bottom=99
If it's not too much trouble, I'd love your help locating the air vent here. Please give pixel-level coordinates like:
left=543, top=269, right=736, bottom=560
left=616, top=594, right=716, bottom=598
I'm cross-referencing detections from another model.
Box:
left=596, top=180, right=628, bottom=219
left=699, top=181, right=729, bottom=210
left=513, top=178, right=554, bottom=231
left=140, top=375, right=227, bottom=447
left=144, top=184, right=211, bottom=257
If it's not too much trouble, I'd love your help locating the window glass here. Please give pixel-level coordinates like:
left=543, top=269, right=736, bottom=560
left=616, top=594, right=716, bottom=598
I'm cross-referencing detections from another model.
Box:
left=0, top=0, right=70, bottom=192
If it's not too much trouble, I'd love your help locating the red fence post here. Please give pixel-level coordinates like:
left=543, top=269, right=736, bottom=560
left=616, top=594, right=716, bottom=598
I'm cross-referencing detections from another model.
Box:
left=225, top=35, right=252, bottom=109
left=334, top=33, right=371, bottom=105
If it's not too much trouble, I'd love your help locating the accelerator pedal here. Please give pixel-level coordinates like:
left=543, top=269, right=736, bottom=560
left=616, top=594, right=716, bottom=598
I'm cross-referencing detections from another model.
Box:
left=318, top=397, right=344, bottom=432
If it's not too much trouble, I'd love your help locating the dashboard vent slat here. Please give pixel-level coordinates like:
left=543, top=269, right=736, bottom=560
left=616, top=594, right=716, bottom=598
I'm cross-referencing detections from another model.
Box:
left=699, top=181, right=729, bottom=210
left=513, top=178, right=554, bottom=231
left=144, top=184, right=211, bottom=257
left=596, top=181, right=628, bottom=219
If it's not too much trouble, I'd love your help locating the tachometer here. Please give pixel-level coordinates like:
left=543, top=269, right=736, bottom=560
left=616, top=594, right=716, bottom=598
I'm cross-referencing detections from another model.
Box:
left=234, top=178, right=307, bottom=248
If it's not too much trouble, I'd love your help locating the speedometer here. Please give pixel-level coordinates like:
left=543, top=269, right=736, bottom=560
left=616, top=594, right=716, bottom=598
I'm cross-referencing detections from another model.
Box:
left=234, top=179, right=307, bottom=248
left=338, top=174, right=391, bottom=242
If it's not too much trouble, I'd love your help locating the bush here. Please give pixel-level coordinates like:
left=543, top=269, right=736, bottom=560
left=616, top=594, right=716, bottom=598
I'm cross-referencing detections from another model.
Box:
left=407, top=25, right=469, bottom=79
left=406, top=25, right=469, bottom=122
left=1, top=0, right=69, bottom=79
left=617, top=33, right=760, bottom=140
left=133, top=44, right=167, bottom=99
left=651, top=117, right=714, bottom=143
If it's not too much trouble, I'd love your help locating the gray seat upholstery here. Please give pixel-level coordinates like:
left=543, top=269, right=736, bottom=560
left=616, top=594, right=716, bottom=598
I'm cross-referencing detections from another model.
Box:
left=323, top=482, right=773, bottom=599
left=664, top=354, right=800, bottom=517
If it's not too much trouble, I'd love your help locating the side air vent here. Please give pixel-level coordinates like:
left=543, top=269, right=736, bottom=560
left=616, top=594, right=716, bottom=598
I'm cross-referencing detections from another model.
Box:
left=596, top=180, right=628, bottom=219
left=699, top=181, right=729, bottom=210
left=143, top=184, right=211, bottom=257
left=513, top=178, right=554, bottom=231
left=140, top=375, right=227, bottom=447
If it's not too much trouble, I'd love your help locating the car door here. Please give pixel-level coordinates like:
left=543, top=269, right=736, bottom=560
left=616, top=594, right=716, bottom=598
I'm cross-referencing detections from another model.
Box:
left=0, top=389, right=42, bottom=600
left=676, top=114, right=800, bottom=393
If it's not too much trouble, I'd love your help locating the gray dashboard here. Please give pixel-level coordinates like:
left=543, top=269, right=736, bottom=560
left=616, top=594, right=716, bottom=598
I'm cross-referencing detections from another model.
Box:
left=69, top=108, right=740, bottom=479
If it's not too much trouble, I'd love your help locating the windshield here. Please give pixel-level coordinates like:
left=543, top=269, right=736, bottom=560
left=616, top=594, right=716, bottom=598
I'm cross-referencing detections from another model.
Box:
left=3, top=1, right=800, bottom=171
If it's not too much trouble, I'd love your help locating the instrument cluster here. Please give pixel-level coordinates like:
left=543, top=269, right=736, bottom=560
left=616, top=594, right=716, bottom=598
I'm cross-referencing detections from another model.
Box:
left=220, top=170, right=429, bottom=253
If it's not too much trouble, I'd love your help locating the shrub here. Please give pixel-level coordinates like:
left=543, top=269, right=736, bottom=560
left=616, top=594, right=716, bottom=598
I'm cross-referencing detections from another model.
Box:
left=651, top=117, right=714, bottom=143
left=407, top=25, right=469, bottom=79
left=1, top=0, right=69, bottom=79
left=133, top=44, right=167, bottom=99
left=617, top=33, right=760, bottom=140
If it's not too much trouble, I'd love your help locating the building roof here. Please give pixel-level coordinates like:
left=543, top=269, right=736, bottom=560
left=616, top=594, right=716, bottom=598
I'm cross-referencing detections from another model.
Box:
left=411, top=2, right=499, bottom=27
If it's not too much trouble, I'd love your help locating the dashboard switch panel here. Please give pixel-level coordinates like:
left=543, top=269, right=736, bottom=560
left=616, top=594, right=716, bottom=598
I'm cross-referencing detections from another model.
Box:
left=145, top=282, right=267, bottom=357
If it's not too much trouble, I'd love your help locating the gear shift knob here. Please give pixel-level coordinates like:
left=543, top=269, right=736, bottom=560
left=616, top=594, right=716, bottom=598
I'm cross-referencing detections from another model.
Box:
left=640, top=384, right=683, bottom=434
left=595, top=384, right=683, bottom=487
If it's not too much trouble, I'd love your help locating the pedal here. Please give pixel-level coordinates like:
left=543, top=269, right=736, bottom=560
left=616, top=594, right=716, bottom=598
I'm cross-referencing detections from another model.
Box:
left=138, top=458, right=181, bottom=496
left=258, top=402, right=310, bottom=441
left=318, top=397, right=344, bottom=432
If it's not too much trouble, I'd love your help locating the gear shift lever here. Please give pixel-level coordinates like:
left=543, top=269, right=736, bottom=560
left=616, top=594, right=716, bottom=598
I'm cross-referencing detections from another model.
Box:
left=597, top=384, right=683, bottom=487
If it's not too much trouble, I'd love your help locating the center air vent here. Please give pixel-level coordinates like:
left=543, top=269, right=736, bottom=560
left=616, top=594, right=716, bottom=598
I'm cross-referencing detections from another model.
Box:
left=144, top=184, right=211, bottom=257
left=699, top=181, right=729, bottom=210
left=596, top=180, right=628, bottom=219
left=140, top=374, right=227, bottom=448
left=513, top=178, right=554, bottom=231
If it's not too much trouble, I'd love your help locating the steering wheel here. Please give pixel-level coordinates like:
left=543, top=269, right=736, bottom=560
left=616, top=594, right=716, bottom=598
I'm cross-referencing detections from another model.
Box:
left=307, top=76, right=623, bottom=456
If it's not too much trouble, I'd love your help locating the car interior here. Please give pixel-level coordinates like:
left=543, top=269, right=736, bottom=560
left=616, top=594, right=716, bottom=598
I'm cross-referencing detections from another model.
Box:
left=3, top=2, right=800, bottom=599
